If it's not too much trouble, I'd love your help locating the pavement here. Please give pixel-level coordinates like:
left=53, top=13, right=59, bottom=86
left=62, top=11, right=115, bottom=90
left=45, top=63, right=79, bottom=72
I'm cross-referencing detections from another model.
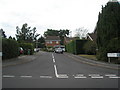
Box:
left=2, top=52, right=39, bottom=68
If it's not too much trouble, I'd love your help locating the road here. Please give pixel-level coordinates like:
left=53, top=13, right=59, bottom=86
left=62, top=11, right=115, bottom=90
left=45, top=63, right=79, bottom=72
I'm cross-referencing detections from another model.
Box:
left=2, top=51, right=120, bottom=88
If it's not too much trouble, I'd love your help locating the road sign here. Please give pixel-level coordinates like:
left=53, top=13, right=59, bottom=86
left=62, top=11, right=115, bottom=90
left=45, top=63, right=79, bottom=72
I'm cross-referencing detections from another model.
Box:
left=107, top=53, right=120, bottom=57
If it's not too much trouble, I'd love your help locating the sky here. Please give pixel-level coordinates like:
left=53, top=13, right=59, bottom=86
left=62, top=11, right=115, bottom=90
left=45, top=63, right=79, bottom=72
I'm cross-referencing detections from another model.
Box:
left=0, top=0, right=114, bottom=38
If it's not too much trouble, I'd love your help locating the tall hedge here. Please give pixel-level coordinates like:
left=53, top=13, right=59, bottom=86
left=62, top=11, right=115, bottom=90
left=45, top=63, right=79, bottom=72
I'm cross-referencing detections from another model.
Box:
left=96, top=1, right=120, bottom=61
left=66, top=40, right=87, bottom=55
left=19, top=43, right=34, bottom=55
left=2, top=38, right=19, bottom=60
left=83, top=40, right=97, bottom=55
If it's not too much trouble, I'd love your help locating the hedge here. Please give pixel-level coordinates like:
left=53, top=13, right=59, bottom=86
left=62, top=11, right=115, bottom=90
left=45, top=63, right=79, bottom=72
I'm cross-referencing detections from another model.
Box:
left=97, top=37, right=120, bottom=62
left=83, top=40, right=97, bottom=55
left=2, top=38, right=19, bottom=60
left=19, top=43, right=34, bottom=55
left=66, top=40, right=87, bottom=55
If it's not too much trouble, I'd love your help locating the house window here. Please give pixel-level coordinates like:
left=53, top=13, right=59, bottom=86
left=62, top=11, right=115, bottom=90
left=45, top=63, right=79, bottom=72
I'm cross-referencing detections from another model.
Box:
left=56, top=41, right=59, bottom=44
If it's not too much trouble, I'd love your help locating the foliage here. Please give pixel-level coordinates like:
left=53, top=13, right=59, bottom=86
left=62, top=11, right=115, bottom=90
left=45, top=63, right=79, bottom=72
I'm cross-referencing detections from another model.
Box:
left=74, top=27, right=88, bottom=39
left=96, top=1, right=120, bottom=61
left=66, top=40, right=87, bottom=55
left=16, top=23, right=40, bottom=43
left=19, top=43, right=34, bottom=55
left=38, top=36, right=45, bottom=48
left=2, top=38, right=19, bottom=60
left=83, top=40, right=97, bottom=55
left=44, top=29, right=70, bottom=45
left=0, top=29, right=6, bottom=38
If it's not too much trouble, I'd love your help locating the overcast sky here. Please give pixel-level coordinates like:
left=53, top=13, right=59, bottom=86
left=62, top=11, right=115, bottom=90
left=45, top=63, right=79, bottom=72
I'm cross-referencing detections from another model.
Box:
left=0, top=0, right=113, bottom=37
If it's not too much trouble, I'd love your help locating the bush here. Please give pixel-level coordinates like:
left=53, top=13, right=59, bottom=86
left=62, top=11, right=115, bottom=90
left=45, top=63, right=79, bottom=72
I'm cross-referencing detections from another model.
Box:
left=19, top=43, right=34, bottom=55
left=96, top=38, right=120, bottom=62
left=66, top=40, right=87, bottom=55
left=83, top=40, right=97, bottom=55
left=2, top=38, right=19, bottom=60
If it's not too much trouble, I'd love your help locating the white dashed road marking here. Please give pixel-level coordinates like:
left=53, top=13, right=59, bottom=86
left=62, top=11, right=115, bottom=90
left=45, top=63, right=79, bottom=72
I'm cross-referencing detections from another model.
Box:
left=109, top=76, right=120, bottom=79
left=105, top=74, right=117, bottom=77
left=57, top=74, right=69, bottom=78
left=89, top=74, right=103, bottom=79
left=91, top=76, right=103, bottom=79
left=20, top=76, right=32, bottom=78
left=3, top=75, right=15, bottom=78
left=89, top=74, right=101, bottom=76
left=74, top=74, right=87, bottom=78
left=40, top=76, right=52, bottom=78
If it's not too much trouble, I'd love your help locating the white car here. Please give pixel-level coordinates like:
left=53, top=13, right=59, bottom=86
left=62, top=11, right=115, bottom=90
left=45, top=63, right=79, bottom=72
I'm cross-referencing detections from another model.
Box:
left=54, top=48, right=63, bottom=54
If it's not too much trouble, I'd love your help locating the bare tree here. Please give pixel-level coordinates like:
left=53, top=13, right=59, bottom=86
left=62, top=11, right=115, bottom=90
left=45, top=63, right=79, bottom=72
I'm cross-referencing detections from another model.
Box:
left=74, top=27, right=88, bottom=39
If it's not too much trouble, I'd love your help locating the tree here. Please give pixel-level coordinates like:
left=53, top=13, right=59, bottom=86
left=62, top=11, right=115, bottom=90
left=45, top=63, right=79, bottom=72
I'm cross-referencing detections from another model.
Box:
left=44, top=29, right=70, bottom=45
left=9, top=36, right=12, bottom=39
left=74, top=27, right=88, bottom=39
left=38, top=36, right=45, bottom=48
left=0, top=29, right=6, bottom=38
left=96, top=1, right=120, bottom=61
left=16, top=23, right=40, bottom=43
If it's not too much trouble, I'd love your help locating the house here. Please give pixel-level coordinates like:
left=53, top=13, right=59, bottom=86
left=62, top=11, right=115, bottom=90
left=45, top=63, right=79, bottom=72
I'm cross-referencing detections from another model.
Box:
left=45, top=36, right=61, bottom=47
left=87, top=33, right=97, bottom=42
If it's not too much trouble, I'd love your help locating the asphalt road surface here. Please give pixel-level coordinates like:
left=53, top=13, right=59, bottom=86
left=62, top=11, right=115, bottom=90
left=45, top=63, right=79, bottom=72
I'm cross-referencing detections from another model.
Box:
left=2, top=51, right=120, bottom=88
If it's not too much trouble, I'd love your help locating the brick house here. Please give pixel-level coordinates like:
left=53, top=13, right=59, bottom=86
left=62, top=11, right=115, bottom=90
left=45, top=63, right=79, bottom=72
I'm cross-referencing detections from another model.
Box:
left=45, top=36, right=61, bottom=47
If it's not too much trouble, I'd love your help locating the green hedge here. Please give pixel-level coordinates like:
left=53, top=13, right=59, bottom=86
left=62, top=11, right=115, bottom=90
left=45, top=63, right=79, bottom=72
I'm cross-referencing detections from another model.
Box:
left=66, top=40, right=87, bottom=55
left=97, top=38, right=120, bottom=62
left=83, top=40, right=97, bottom=55
left=2, top=38, right=19, bottom=60
left=19, top=43, right=34, bottom=55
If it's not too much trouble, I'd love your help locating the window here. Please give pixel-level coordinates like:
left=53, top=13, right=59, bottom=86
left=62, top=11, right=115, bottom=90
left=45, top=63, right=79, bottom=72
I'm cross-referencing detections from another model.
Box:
left=50, top=41, right=52, bottom=44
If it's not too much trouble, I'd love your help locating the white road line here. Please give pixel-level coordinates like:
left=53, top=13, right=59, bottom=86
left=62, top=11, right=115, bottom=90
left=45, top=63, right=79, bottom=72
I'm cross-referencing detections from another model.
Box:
left=105, top=74, right=117, bottom=77
left=40, top=76, right=52, bottom=78
left=52, top=53, right=55, bottom=59
left=91, top=76, right=103, bottom=78
left=53, top=58, right=55, bottom=63
left=109, top=76, right=120, bottom=79
left=75, top=74, right=84, bottom=76
left=57, top=74, right=69, bottom=78
left=74, top=74, right=87, bottom=78
left=3, top=75, right=15, bottom=78
left=74, top=76, right=87, bottom=78
left=54, top=65, right=59, bottom=77
left=20, top=76, right=32, bottom=78
left=89, top=74, right=100, bottom=76
left=52, top=53, right=55, bottom=63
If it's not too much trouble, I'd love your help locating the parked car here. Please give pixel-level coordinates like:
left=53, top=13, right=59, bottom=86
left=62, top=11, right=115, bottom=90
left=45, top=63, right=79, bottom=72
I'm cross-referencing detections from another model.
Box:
left=19, top=47, right=24, bottom=54
left=34, top=48, right=40, bottom=52
left=54, top=48, right=63, bottom=54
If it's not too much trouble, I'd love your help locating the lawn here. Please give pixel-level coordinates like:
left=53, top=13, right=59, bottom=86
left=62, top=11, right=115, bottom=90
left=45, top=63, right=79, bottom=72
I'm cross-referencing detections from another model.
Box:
left=79, top=54, right=97, bottom=60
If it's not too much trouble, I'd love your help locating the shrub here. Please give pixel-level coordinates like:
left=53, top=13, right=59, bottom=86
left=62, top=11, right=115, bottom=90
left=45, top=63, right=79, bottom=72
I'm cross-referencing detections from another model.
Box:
left=19, top=43, right=34, bottom=55
left=83, top=40, right=97, bottom=55
left=96, top=38, right=120, bottom=62
left=66, top=40, right=87, bottom=55
left=2, top=38, right=19, bottom=60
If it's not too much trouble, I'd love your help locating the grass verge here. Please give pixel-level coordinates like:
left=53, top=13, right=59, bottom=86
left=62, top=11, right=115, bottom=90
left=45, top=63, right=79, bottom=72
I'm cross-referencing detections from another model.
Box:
left=79, top=54, right=97, bottom=60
